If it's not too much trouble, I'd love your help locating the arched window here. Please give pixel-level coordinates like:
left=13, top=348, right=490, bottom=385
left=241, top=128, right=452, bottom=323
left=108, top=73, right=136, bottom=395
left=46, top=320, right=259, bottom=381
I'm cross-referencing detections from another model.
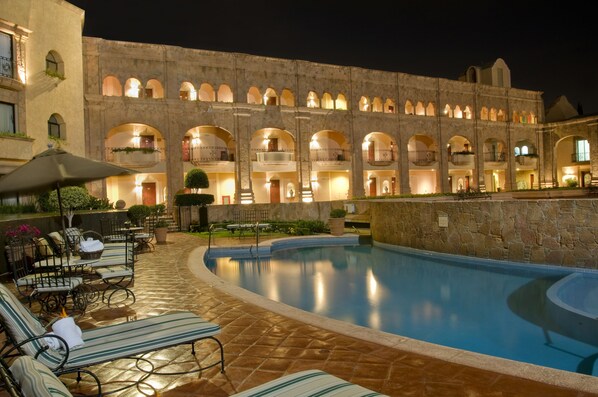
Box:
left=307, top=91, right=320, bottom=108
left=321, top=92, right=334, bottom=109
left=247, top=86, right=262, bottom=104
left=124, top=78, right=143, bottom=98
left=497, top=109, right=506, bottom=121
left=512, top=111, right=520, bottom=123
left=335, top=94, right=347, bottom=110
left=198, top=83, right=215, bottom=101
left=280, top=89, right=295, bottom=106
left=480, top=107, right=489, bottom=120
left=405, top=100, right=414, bottom=115
left=217, top=84, right=233, bottom=102
left=443, top=104, right=453, bottom=118
left=415, top=101, right=425, bottom=116
left=47, top=114, right=64, bottom=139
left=145, top=79, right=164, bottom=98
left=372, top=97, right=383, bottom=112
left=359, top=96, right=370, bottom=112
left=426, top=102, right=435, bottom=116
left=384, top=99, right=395, bottom=113
left=454, top=105, right=463, bottom=119
left=45, top=51, right=64, bottom=77
left=489, top=108, right=497, bottom=121
left=464, top=106, right=472, bottom=120
left=102, top=76, right=122, bottom=96
left=263, top=88, right=278, bottom=106
left=179, top=82, right=196, bottom=101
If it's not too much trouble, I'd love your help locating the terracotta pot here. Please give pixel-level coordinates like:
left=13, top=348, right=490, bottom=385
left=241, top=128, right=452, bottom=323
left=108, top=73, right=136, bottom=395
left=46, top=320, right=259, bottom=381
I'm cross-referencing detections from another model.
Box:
left=154, top=227, right=168, bottom=244
left=328, top=217, right=345, bottom=236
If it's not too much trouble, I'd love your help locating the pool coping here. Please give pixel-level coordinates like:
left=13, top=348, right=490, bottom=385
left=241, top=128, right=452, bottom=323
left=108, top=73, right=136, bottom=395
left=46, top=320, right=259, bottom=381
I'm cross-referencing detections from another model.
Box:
left=187, top=235, right=598, bottom=393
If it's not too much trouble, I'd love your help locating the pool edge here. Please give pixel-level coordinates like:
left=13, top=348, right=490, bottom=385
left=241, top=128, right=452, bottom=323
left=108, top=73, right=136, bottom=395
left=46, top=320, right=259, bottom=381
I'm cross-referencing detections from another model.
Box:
left=188, top=238, right=598, bottom=393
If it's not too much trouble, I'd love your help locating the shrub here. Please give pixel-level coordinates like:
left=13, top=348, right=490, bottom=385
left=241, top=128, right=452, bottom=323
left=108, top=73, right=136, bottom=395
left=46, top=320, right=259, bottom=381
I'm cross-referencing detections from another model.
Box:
left=174, top=193, right=214, bottom=206
left=127, top=204, right=152, bottom=226
left=47, top=186, right=90, bottom=211
left=329, top=208, right=347, bottom=218
left=185, top=168, right=209, bottom=192
left=88, top=196, right=113, bottom=210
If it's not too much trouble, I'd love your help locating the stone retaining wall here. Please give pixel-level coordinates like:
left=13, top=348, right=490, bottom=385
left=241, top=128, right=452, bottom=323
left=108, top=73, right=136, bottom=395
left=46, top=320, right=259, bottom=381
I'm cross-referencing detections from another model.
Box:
left=369, top=199, right=598, bottom=268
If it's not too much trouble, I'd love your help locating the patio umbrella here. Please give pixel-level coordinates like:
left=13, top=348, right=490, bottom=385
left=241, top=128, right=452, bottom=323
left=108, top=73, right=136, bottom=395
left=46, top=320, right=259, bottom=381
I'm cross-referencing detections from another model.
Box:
left=0, top=147, right=138, bottom=258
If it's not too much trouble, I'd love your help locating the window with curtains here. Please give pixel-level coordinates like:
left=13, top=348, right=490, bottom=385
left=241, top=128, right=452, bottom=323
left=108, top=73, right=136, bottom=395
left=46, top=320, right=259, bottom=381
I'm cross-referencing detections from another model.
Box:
left=0, top=32, right=13, bottom=79
left=0, top=102, right=15, bottom=133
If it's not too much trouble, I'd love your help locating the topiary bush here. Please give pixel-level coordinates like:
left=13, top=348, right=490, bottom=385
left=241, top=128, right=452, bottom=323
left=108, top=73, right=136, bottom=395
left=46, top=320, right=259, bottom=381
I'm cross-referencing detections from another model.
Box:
left=185, top=168, right=209, bottom=192
left=47, top=186, right=90, bottom=211
left=174, top=193, right=214, bottom=206
left=127, top=204, right=152, bottom=226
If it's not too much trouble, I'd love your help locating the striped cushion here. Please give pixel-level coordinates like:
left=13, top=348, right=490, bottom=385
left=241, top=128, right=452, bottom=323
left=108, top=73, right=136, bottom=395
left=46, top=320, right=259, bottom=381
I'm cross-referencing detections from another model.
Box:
left=0, top=283, right=221, bottom=373
left=230, top=370, right=388, bottom=397
left=10, top=356, right=72, bottom=397
left=0, top=284, right=50, bottom=357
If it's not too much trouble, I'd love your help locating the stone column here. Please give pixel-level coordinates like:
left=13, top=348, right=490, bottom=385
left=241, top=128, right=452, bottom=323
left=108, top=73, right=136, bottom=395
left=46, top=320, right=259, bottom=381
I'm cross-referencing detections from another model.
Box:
left=295, top=112, right=313, bottom=201
left=540, top=127, right=557, bottom=188
left=234, top=108, right=254, bottom=203
left=588, top=121, right=598, bottom=185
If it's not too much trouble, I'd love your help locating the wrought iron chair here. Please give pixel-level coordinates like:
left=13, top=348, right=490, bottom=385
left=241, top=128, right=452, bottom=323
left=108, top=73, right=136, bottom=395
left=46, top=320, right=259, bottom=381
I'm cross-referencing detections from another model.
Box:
left=93, top=234, right=136, bottom=306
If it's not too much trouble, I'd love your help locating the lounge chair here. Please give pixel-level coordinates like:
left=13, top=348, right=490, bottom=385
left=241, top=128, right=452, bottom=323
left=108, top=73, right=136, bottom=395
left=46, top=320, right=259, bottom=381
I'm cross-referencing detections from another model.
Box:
left=0, top=283, right=224, bottom=395
left=1, top=356, right=386, bottom=397
left=230, top=369, right=388, bottom=396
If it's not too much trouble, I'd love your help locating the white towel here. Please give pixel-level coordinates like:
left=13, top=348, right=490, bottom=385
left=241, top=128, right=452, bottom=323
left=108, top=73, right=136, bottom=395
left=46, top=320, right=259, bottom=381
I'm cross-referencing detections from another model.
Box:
left=43, top=332, right=63, bottom=350
left=51, top=317, right=84, bottom=350
left=79, top=239, right=104, bottom=252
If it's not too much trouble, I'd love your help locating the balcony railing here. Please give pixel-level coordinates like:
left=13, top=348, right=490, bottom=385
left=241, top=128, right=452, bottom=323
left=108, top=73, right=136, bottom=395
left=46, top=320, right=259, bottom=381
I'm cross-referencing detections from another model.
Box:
left=515, top=155, right=538, bottom=166
left=483, top=151, right=506, bottom=162
left=251, top=149, right=295, bottom=162
left=106, top=147, right=163, bottom=167
left=571, top=152, right=590, bottom=163
left=310, top=149, right=350, bottom=161
left=408, top=150, right=436, bottom=165
left=450, top=152, right=475, bottom=166
left=362, top=149, right=396, bottom=165
left=183, top=145, right=232, bottom=163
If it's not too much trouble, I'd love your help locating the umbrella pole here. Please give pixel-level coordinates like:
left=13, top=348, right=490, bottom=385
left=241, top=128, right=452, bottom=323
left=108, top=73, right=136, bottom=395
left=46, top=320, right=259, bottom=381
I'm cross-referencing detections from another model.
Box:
left=56, top=183, right=71, bottom=261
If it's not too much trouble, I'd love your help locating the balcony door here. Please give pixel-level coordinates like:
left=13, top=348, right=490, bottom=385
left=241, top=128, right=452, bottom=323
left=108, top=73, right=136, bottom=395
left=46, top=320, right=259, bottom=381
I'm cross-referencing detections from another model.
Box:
left=182, top=136, right=190, bottom=161
left=140, top=135, right=154, bottom=149
left=268, top=138, right=278, bottom=152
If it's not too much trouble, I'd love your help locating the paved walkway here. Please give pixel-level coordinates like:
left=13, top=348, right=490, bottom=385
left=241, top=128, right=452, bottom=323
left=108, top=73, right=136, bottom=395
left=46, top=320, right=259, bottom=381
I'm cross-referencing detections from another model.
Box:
left=2, top=232, right=598, bottom=396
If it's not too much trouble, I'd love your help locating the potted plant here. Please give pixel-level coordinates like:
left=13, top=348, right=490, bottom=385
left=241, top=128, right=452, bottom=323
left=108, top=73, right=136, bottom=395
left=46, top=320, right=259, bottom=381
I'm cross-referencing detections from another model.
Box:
left=153, top=218, right=169, bottom=244
left=328, top=208, right=347, bottom=236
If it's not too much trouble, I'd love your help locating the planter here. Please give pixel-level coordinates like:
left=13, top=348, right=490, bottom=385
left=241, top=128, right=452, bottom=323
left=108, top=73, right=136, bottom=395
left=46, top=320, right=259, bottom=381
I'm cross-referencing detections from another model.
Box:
left=154, top=227, right=168, bottom=244
left=328, top=217, right=345, bottom=236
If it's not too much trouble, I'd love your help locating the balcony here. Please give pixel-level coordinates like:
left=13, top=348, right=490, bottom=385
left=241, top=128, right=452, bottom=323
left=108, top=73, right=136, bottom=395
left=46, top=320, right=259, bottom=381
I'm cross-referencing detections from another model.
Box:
left=450, top=152, right=475, bottom=167
left=251, top=149, right=296, bottom=172
left=408, top=150, right=437, bottom=166
left=483, top=151, right=507, bottom=169
left=515, top=155, right=538, bottom=169
left=0, top=134, right=33, bottom=171
left=362, top=149, right=396, bottom=167
left=184, top=145, right=233, bottom=165
left=311, top=149, right=351, bottom=171
left=107, top=147, right=162, bottom=168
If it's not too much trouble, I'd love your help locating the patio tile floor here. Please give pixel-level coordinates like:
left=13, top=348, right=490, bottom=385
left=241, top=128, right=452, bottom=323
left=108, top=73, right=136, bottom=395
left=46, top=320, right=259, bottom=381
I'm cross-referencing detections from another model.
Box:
left=2, top=232, right=598, bottom=397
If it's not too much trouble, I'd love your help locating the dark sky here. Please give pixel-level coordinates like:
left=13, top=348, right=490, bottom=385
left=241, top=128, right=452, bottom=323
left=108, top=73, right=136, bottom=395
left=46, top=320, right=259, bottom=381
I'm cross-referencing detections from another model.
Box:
left=67, top=0, right=598, bottom=115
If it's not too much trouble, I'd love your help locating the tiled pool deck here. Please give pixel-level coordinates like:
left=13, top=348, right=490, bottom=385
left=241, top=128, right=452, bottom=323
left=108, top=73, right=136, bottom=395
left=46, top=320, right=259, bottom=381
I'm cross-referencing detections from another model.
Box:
left=2, top=232, right=598, bottom=396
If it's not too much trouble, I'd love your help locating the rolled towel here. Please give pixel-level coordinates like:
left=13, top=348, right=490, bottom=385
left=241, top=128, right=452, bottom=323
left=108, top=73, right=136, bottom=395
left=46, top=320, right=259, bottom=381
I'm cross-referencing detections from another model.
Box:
left=51, top=317, right=84, bottom=350
left=80, top=239, right=104, bottom=252
left=43, top=332, right=63, bottom=350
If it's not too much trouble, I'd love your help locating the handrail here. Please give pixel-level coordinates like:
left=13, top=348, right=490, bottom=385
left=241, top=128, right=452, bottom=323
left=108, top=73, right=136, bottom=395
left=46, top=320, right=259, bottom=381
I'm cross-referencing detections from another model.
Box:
left=255, top=221, right=260, bottom=257
left=207, top=223, right=215, bottom=256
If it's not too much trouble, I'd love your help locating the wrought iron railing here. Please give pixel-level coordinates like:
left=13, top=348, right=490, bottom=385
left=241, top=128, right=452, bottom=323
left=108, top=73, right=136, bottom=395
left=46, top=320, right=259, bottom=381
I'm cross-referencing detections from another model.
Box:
left=408, top=150, right=436, bottom=165
left=483, top=151, right=506, bottom=162
left=310, top=149, right=350, bottom=161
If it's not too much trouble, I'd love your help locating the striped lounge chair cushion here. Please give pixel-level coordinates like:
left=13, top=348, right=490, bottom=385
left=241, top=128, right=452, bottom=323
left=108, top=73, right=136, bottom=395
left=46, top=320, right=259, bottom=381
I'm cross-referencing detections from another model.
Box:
left=230, top=369, right=388, bottom=397
left=0, top=283, right=221, bottom=372
left=9, top=356, right=72, bottom=397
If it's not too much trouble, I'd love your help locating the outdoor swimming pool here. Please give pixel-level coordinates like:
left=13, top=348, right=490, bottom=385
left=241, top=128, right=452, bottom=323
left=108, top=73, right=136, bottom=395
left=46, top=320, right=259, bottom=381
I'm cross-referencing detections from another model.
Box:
left=204, top=239, right=598, bottom=377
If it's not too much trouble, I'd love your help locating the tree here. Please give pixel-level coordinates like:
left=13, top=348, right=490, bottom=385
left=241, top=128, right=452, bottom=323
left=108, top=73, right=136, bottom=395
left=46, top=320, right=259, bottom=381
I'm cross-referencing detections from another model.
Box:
left=48, top=186, right=90, bottom=227
left=185, top=168, right=209, bottom=193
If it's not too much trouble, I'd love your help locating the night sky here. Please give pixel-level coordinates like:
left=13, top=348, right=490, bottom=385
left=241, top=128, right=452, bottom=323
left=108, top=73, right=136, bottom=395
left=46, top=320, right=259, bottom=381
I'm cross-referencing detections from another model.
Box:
left=67, top=0, right=598, bottom=115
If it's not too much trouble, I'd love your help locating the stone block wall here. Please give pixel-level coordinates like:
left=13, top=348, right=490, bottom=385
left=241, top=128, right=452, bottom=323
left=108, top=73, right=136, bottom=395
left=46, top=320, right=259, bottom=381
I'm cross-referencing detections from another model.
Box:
left=370, top=199, right=598, bottom=268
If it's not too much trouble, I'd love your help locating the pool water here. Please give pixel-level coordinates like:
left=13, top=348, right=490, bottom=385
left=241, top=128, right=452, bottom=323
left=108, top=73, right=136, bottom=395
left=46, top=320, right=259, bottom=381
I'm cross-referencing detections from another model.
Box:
left=205, top=243, right=598, bottom=376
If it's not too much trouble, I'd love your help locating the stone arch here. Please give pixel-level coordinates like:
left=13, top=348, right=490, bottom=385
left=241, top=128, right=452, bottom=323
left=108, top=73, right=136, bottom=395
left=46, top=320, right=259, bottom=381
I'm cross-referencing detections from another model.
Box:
left=102, top=76, right=122, bottom=96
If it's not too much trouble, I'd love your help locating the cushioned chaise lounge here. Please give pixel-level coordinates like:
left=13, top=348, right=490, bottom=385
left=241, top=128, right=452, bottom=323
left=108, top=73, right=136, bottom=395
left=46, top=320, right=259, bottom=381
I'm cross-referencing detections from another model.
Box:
left=230, top=369, right=388, bottom=397
left=0, top=283, right=224, bottom=395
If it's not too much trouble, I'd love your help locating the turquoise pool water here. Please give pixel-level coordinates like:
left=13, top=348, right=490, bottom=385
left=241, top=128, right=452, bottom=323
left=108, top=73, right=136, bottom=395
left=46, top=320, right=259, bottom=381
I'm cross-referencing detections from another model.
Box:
left=205, top=242, right=598, bottom=376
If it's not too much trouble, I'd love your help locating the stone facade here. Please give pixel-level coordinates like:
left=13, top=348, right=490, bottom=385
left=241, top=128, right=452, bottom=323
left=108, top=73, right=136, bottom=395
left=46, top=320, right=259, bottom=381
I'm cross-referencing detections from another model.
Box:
left=369, top=198, right=598, bottom=268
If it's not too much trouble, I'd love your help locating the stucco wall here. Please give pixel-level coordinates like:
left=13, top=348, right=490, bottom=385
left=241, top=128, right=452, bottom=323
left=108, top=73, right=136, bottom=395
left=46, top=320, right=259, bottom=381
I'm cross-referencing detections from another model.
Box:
left=369, top=199, right=598, bottom=268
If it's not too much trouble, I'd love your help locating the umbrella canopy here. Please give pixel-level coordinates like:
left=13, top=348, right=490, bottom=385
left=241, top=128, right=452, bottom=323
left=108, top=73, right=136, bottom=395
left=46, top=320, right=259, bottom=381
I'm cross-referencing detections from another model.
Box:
left=0, top=147, right=138, bottom=257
